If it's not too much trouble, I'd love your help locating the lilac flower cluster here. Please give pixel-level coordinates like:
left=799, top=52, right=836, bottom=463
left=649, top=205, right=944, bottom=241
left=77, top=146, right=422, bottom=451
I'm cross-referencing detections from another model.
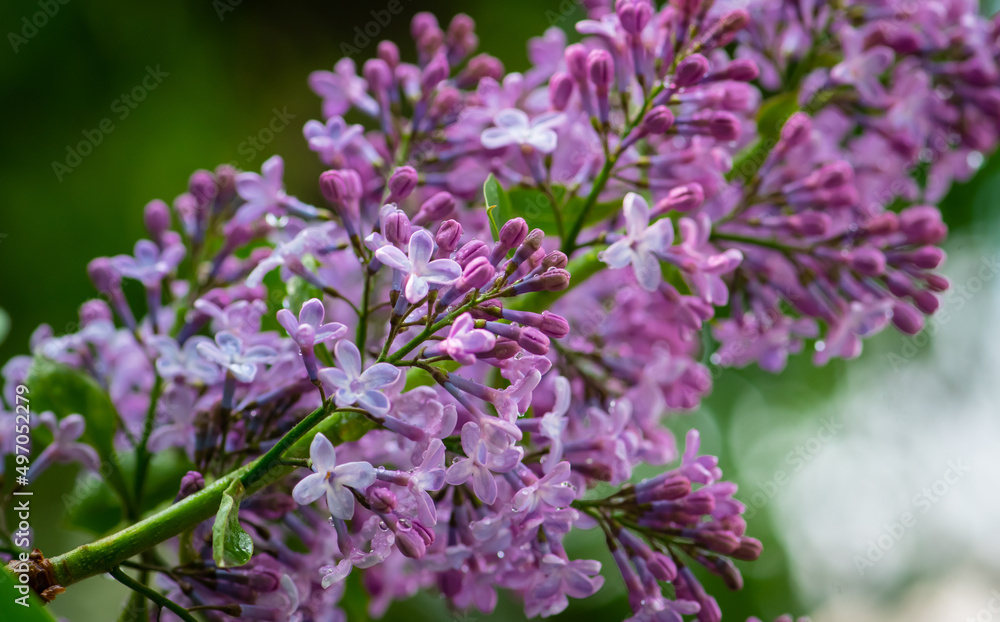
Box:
left=3, top=1, right=998, bottom=621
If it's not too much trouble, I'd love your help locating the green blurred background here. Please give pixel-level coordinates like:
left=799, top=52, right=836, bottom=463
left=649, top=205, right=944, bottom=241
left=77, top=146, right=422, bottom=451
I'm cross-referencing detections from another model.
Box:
left=2, top=1, right=999, bottom=621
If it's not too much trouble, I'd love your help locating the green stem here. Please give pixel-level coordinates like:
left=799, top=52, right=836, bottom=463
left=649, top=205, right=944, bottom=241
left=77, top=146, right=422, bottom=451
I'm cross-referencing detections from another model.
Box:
left=109, top=566, right=198, bottom=622
left=133, top=375, right=163, bottom=508
left=356, top=271, right=373, bottom=363
left=48, top=404, right=356, bottom=588
left=563, top=84, right=663, bottom=254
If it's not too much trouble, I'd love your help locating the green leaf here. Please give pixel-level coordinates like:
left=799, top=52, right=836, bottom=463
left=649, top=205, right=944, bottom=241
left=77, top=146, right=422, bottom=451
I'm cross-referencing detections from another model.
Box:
left=728, top=90, right=800, bottom=183
left=64, top=474, right=123, bottom=534
left=63, top=450, right=194, bottom=535
left=212, top=479, right=254, bottom=568
left=404, top=360, right=460, bottom=390
left=0, top=568, right=58, bottom=621
left=487, top=183, right=623, bottom=237
left=0, top=307, right=9, bottom=347
left=483, top=174, right=505, bottom=241
left=26, top=358, right=119, bottom=463
left=284, top=255, right=323, bottom=315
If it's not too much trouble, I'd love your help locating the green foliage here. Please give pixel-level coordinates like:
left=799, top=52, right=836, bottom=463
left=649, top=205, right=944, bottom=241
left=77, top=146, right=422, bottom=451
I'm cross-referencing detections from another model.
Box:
left=484, top=174, right=621, bottom=237
left=26, top=358, right=119, bottom=465
left=212, top=479, right=254, bottom=568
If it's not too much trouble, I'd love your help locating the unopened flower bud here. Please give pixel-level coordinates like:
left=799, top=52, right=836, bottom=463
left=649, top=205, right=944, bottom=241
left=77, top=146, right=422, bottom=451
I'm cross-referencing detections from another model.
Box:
left=892, top=302, right=924, bottom=335
left=413, top=192, right=456, bottom=226
left=587, top=49, right=613, bottom=93
left=675, top=53, right=710, bottom=87
left=848, top=248, right=886, bottom=276
left=144, top=199, right=171, bottom=241
left=549, top=72, right=575, bottom=111
left=387, top=166, right=419, bottom=202
left=641, top=105, right=675, bottom=135
left=653, top=183, right=703, bottom=215
left=385, top=211, right=412, bottom=246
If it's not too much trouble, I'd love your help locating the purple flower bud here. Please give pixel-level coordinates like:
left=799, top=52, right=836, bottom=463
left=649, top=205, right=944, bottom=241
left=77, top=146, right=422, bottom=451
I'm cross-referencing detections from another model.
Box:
left=731, top=536, right=763, bottom=561
left=143, top=199, right=171, bottom=241
left=430, top=86, right=461, bottom=120
left=892, top=302, right=924, bottom=335
left=377, top=40, right=400, bottom=68
left=644, top=106, right=676, bottom=137
left=421, top=53, right=450, bottom=93
left=924, top=274, right=950, bottom=292
left=369, top=487, right=397, bottom=512
left=511, top=229, right=545, bottom=268
left=706, top=9, right=750, bottom=48
left=617, top=0, right=652, bottom=34
left=909, top=246, right=945, bottom=270
left=899, top=206, right=947, bottom=244
left=653, top=183, right=704, bottom=215
left=542, top=251, right=568, bottom=270
left=385, top=211, right=412, bottom=246
left=539, top=311, right=569, bottom=338
left=708, top=111, right=741, bottom=141
left=459, top=54, right=504, bottom=85
left=913, top=290, right=939, bottom=315
left=319, top=170, right=362, bottom=233
left=776, top=112, right=812, bottom=154
left=319, top=169, right=349, bottom=204
left=548, top=72, right=575, bottom=111
left=80, top=299, right=113, bottom=325
left=436, top=220, right=463, bottom=254
left=411, top=12, right=440, bottom=40
left=364, top=58, right=393, bottom=92
left=413, top=191, right=456, bottom=226
left=675, top=53, right=710, bottom=87
left=863, top=212, right=898, bottom=236
left=786, top=212, right=830, bottom=236
left=886, top=272, right=916, bottom=298
left=175, top=471, right=205, bottom=502
left=499, top=217, right=529, bottom=248
left=848, top=248, right=886, bottom=276
left=458, top=256, right=495, bottom=290
left=87, top=257, right=120, bottom=294
left=481, top=338, right=520, bottom=360
left=565, top=44, right=590, bottom=84
left=692, top=530, right=740, bottom=555
left=510, top=268, right=571, bottom=295
left=722, top=58, right=759, bottom=82
left=455, top=240, right=490, bottom=267
left=587, top=49, right=613, bottom=92
left=189, top=170, right=217, bottom=206
left=388, top=166, right=419, bottom=202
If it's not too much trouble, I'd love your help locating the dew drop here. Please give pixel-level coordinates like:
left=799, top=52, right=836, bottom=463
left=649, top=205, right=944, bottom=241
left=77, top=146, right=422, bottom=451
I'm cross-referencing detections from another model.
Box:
left=497, top=551, right=505, bottom=559
left=328, top=516, right=336, bottom=526
left=377, top=465, right=386, bottom=473
left=461, top=564, right=470, bottom=573
left=968, top=151, right=985, bottom=170
left=378, top=520, right=388, bottom=531
left=815, top=340, right=826, bottom=352
left=452, top=456, right=462, bottom=464
left=709, top=353, right=721, bottom=365
left=399, top=517, right=412, bottom=529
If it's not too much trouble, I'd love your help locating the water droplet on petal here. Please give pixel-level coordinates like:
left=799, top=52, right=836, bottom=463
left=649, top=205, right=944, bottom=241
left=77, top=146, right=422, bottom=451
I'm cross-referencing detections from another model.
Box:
left=497, top=551, right=505, bottom=559
left=328, top=516, right=336, bottom=526
left=377, top=465, right=386, bottom=473
left=815, top=340, right=826, bottom=352
left=378, top=520, right=388, bottom=531
left=399, top=517, right=412, bottom=529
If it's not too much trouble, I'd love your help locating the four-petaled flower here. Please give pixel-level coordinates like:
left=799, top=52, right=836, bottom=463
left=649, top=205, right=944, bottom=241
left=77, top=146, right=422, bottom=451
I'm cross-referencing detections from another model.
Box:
left=277, top=298, right=347, bottom=349
left=29, top=413, right=101, bottom=479
left=308, top=58, right=379, bottom=119
left=445, top=422, right=522, bottom=504
left=317, top=341, right=399, bottom=415
left=112, top=239, right=185, bottom=287
left=599, top=192, right=674, bottom=291
left=426, top=313, right=496, bottom=365
left=292, top=432, right=377, bottom=520
left=303, top=116, right=366, bottom=164
left=480, top=108, right=565, bottom=154
left=195, top=330, right=278, bottom=383
left=375, top=229, right=462, bottom=303
left=234, top=155, right=317, bottom=226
